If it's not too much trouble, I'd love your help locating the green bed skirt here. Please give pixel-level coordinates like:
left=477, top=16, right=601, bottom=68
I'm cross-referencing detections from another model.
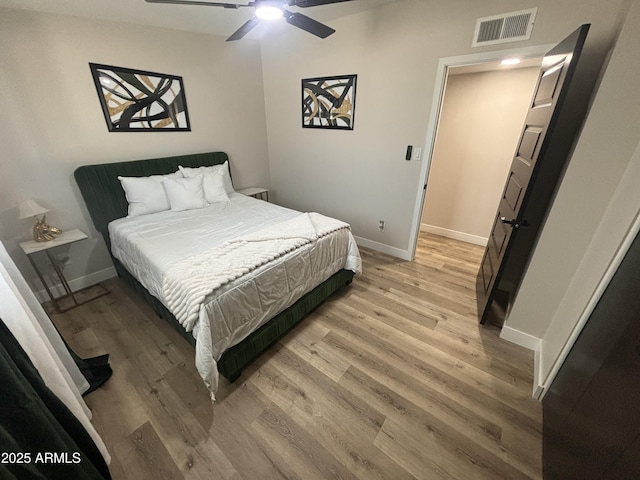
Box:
left=113, top=257, right=353, bottom=382
left=217, top=268, right=354, bottom=381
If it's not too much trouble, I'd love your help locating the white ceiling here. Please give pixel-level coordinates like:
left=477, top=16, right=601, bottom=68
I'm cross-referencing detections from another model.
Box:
left=0, top=0, right=402, bottom=38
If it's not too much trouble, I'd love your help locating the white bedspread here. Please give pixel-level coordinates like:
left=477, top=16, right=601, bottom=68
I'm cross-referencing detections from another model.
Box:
left=163, top=212, right=351, bottom=331
left=109, top=193, right=361, bottom=396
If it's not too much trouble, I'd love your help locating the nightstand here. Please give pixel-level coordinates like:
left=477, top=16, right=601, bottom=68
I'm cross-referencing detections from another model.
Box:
left=237, top=187, right=269, bottom=202
left=19, top=229, right=107, bottom=312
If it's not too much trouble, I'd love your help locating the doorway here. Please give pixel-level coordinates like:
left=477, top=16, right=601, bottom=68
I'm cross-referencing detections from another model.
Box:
left=420, top=61, right=541, bottom=247
left=408, top=46, right=553, bottom=259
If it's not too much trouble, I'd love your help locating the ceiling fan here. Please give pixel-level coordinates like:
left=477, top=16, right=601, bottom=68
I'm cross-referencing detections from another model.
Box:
left=144, top=0, right=356, bottom=41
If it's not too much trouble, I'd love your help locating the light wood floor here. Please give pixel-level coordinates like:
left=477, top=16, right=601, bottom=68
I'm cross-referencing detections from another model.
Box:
left=52, top=233, right=542, bottom=480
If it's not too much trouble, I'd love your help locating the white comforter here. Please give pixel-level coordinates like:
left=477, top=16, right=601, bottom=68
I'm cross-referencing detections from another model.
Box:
left=109, top=193, right=361, bottom=397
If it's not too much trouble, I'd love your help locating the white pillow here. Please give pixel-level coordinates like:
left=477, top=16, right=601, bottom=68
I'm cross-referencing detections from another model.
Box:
left=118, top=171, right=182, bottom=217
left=200, top=172, right=229, bottom=204
left=179, top=161, right=234, bottom=194
left=161, top=175, right=208, bottom=212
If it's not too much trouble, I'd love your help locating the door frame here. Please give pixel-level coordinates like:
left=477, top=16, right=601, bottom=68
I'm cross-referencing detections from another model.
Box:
left=408, top=44, right=555, bottom=260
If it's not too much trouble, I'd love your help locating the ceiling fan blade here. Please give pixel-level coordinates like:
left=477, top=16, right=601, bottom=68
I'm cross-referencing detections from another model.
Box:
left=288, top=0, right=353, bottom=7
left=226, top=17, right=261, bottom=41
left=283, top=10, right=335, bottom=38
left=144, top=0, right=251, bottom=8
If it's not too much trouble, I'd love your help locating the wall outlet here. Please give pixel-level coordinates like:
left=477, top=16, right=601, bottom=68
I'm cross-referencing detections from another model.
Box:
left=378, top=220, right=385, bottom=231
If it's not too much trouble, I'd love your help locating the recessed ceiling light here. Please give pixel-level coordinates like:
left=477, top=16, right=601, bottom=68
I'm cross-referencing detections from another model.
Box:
left=501, top=57, right=521, bottom=66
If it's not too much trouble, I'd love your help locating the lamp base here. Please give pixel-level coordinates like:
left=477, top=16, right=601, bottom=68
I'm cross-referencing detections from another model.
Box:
left=33, top=215, right=62, bottom=242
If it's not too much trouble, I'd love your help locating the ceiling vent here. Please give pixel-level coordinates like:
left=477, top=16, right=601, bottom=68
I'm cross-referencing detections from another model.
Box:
left=472, top=8, right=537, bottom=47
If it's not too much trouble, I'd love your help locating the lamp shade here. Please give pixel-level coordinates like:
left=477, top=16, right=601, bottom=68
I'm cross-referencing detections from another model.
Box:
left=18, top=200, right=49, bottom=219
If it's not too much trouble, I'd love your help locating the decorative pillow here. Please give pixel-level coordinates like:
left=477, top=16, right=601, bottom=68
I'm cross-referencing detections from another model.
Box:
left=179, top=161, right=234, bottom=194
left=161, top=175, right=208, bottom=212
left=118, top=171, right=182, bottom=217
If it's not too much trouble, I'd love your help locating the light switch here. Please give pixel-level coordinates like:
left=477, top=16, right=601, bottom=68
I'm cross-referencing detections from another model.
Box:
left=412, top=147, right=423, bottom=161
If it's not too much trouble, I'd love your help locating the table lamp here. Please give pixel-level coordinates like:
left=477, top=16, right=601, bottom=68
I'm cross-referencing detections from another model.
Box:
left=18, top=200, right=62, bottom=242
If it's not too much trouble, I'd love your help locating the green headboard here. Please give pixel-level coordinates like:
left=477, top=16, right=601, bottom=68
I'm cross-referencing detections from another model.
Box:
left=74, top=151, right=229, bottom=242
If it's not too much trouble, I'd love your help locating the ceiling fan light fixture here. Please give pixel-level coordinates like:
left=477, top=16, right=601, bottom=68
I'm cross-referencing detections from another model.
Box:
left=147, top=0, right=353, bottom=41
left=256, top=3, right=283, bottom=20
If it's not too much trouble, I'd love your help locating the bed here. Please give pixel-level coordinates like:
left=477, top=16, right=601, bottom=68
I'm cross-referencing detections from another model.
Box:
left=74, top=152, right=361, bottom=397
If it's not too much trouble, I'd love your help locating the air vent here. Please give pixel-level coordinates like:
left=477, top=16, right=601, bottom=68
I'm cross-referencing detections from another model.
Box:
left=472, top=8, right=537, bottom=47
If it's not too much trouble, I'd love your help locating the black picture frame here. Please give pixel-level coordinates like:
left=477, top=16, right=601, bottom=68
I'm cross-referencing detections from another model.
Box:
left=89, top=63, right=191, bottom=132
left=302, top=74, right=357, bottom=130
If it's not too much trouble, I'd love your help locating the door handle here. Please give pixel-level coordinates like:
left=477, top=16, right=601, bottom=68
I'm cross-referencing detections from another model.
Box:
left=501, top=217, right=530, bottom=228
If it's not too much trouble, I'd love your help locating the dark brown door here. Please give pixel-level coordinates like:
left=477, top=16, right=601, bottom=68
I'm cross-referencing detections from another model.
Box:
left=543, top=229, right=640, bottom=479
left=476, top=24, right=590, bottom=324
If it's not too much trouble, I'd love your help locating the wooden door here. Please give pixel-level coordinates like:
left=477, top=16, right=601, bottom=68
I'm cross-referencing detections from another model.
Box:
left=543, top=229, right=640, bottom=479
left=476, top=25, right=590, bottom=324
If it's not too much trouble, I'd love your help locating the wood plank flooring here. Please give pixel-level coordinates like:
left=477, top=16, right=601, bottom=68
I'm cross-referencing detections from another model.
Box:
left=51, top=233, right=542, bottom=480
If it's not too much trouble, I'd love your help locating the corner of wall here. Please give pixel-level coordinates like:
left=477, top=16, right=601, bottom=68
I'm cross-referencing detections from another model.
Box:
left=499, top=324, right=544, bottom=399
left=353, top=236, right=412, bottom=261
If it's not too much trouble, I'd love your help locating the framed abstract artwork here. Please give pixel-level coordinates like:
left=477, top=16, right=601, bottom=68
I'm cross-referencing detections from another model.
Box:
left=89, top=63, right=191, bottom=132
left=302, top=74, right=357, bottom=130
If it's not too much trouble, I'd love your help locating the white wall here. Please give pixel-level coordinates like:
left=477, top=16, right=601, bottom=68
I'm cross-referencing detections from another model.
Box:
left=260, top=0, right=629, bottom=259
left=0, top=8, right=270, bottom=295
left=505, top=0, right=640, bottom=394
left=421, top=67, right=539, bottom=245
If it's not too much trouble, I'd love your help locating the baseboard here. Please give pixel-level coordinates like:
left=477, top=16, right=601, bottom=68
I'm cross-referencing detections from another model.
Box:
left=34, top=266, right=118, bottom=303
left=353, top=236, right=412, bottom=261
left=499, top=324, right=540, bottom=351
left=420, top=223, right=488, bottom=246
left=500, top=324, right=544, bottom=399
left=532, top=348, right=545, bottom=400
